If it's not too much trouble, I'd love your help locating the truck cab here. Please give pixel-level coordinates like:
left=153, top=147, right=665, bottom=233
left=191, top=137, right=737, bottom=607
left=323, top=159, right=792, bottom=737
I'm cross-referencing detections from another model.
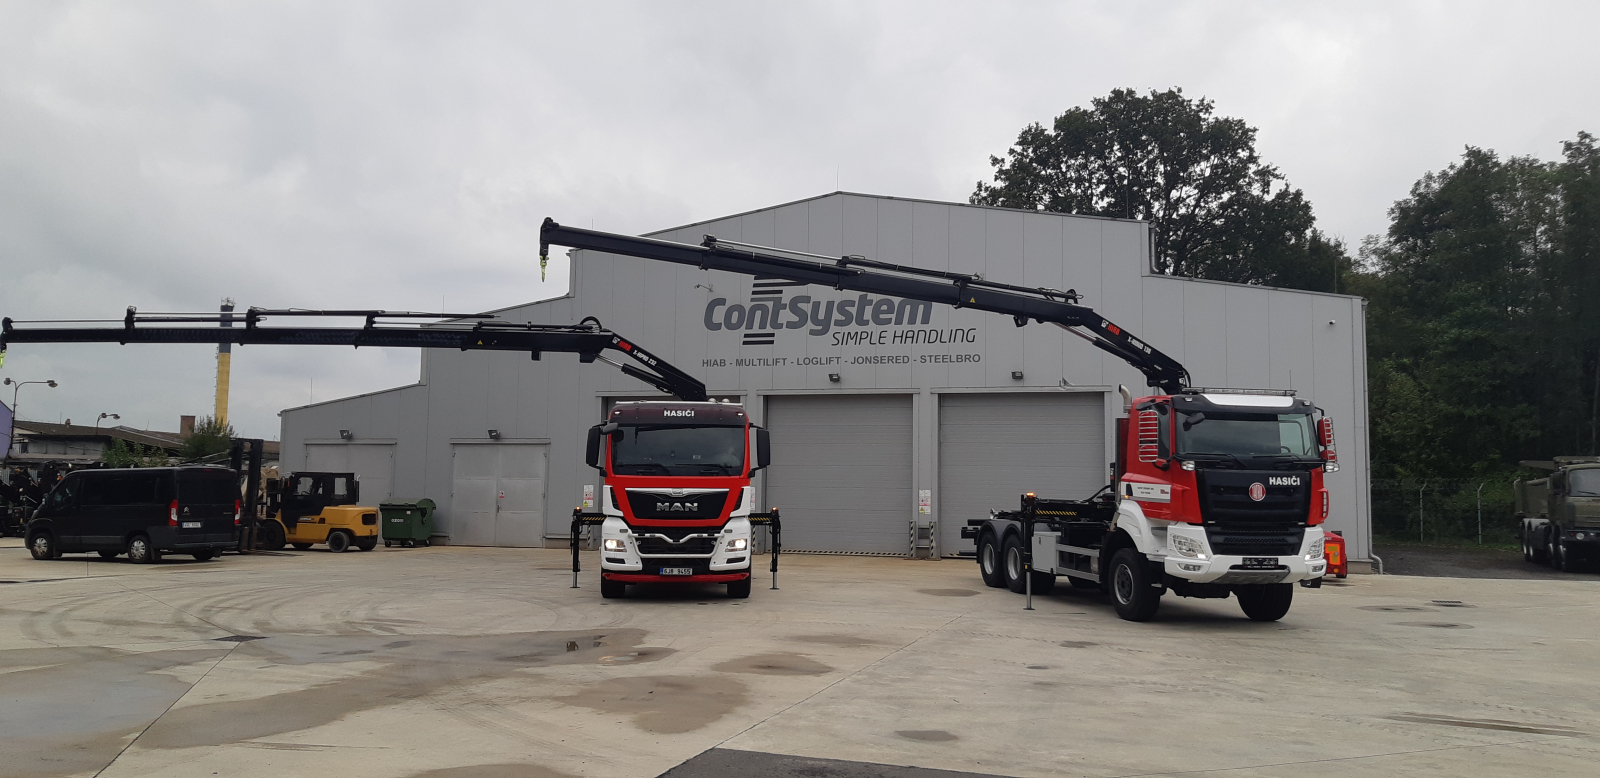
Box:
left=585, top=400, right=770, bottom=599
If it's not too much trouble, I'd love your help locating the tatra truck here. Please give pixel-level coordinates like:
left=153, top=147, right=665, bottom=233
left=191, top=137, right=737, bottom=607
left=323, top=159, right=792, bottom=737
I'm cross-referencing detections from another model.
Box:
left=538, top=218, right=1336, bottom=621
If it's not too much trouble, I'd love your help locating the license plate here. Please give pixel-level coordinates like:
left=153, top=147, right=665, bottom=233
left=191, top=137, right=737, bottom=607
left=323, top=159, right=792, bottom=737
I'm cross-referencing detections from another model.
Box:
left=660, top=567, right=695, bottom=576
left=181, top=521, right=202, bottom=529
left=1242, top=557, right=1278, bottom=568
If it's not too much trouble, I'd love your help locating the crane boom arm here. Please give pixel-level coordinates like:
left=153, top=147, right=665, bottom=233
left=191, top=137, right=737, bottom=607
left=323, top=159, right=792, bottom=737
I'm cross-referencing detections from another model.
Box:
left=0, top=309, right=708, bottom=401
left=539, top=218, right=1189, bottom=393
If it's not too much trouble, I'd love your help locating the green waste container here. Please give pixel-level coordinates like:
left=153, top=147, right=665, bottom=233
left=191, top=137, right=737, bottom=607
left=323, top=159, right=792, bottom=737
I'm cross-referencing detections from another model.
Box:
left=380, top=498, right=436, bottom=547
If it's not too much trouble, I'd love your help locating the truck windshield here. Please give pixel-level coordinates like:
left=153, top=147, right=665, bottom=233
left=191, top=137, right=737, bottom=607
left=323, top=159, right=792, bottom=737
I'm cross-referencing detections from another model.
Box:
left=611, top=425, right=746, bottom=476
left=1571, top=470, right=1600, bottom=497
left=1177, top=412, right=1317, bottom=460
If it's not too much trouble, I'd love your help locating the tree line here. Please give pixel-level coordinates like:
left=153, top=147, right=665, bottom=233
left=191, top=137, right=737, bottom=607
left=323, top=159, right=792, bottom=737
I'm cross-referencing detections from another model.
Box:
left=973, top=88, right=1598, bottom=481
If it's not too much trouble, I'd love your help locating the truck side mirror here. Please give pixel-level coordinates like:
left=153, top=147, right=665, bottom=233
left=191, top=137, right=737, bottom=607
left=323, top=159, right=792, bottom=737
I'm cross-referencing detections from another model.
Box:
left=585, top=425, right=605, bottom=470
left=751, top=428, right=771, bottom=472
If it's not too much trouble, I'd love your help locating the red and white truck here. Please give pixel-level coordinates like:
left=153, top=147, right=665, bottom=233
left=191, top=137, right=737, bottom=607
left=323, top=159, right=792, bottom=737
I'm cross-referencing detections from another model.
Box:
left=579, top=400, right=776, bottom=599
left=966, top=386, right=1335, bottom=621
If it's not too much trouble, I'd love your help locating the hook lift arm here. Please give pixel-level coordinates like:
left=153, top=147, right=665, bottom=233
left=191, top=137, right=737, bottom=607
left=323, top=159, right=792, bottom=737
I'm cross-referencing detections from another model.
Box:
left=538, top=218, right=1190, bottom=394
left=0, top=308, right=708, bottom=401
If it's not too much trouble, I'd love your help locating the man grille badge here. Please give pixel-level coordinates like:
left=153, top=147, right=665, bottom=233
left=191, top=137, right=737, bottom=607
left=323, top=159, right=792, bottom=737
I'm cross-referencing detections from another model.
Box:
left=669, top=489, right=687, bottom=497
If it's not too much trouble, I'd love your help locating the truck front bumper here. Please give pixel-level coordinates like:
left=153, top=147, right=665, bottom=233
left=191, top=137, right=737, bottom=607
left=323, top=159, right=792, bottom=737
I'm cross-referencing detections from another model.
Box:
left=1162, top=554, right=1325, bottom=585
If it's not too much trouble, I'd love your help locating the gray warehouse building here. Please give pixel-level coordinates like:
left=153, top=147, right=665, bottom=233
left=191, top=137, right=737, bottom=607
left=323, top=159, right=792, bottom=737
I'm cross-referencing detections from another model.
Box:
left=280, top=192, right=1374, bottom=561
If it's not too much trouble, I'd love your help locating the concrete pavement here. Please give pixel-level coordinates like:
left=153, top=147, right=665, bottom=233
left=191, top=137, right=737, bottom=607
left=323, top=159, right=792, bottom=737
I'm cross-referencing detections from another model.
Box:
left=1, top=538, right=1597, bottom=778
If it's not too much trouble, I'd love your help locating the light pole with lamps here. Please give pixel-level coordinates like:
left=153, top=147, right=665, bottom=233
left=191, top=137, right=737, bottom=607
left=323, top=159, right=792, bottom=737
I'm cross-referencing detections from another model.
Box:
left=4, top=378, right=59, bottom=461
left=94, top=413, right=120, bottom=433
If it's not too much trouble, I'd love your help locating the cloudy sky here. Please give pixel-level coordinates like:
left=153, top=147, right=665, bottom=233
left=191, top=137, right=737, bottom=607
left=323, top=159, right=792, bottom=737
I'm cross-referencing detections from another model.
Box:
left=1, top=1, right=1595, bottom=440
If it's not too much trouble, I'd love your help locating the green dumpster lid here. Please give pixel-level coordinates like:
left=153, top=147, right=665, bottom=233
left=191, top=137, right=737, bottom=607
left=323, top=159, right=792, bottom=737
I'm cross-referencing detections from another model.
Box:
left=379, top=498, right=436, bottom=509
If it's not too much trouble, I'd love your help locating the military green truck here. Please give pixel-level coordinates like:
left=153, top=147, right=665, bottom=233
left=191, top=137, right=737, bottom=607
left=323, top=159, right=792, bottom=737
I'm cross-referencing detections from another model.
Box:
left=1517, top=457, right=1600, bottom=572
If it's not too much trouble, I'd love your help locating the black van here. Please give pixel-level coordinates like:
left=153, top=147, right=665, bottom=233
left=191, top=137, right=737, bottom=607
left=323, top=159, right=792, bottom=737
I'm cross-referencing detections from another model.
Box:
left=26, top=467, right=240, bottom=563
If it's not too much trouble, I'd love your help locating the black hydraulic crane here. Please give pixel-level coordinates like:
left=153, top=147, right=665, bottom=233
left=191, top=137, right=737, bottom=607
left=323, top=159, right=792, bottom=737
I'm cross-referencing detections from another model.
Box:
left=538, top=218, right=1191, bottom=394
left=0, top=309, right=708, bottom=401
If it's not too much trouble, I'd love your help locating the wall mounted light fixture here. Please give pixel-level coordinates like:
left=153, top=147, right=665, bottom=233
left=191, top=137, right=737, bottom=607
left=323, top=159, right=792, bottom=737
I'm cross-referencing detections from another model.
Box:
left=487, top=429, right=502, bottom=440
left=828, top=373, right=841, bottom=383
left=339, top=429, right=353, bottom=440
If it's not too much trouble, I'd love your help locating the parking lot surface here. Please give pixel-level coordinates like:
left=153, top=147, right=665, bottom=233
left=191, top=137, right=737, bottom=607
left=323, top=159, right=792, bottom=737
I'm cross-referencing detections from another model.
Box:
left=2, top=538, right=1597, bottom=778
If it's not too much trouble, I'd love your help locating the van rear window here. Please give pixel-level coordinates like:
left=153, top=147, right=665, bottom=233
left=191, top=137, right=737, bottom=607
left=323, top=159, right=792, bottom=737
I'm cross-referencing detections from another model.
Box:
left=177, top=471, right=239, bottom=505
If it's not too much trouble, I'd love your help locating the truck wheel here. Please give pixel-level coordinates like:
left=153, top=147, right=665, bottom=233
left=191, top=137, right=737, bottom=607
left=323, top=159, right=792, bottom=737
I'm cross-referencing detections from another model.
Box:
left=1522, top=529, right=1535, bottom=563
left=1235, top=584, right=1294, bottom=621
left=327, top=531, right=352, bottom=553
left=1556, top=537, right=1578, bottom=573
left=1547, top=533, right=1562, bottom=570
left=600, top=577, right=627, bottom=599
left=29, top=533, right=60, bottom=561
left=1003, top=535, right=1028, bottom=594
left=1109, top=548, right=1161, bottom=621
left=258, top=522, right=287, bottom=551
left=127, top=535, right=161, bottom=564
left=727, top=575, right=752, bottom=599
left=978, top=532, right=1006, bottom=588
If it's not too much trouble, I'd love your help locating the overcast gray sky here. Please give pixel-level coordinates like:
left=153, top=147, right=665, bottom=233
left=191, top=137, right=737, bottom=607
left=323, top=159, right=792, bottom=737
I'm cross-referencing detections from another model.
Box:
left=1, top=1, right=1595, bottom=440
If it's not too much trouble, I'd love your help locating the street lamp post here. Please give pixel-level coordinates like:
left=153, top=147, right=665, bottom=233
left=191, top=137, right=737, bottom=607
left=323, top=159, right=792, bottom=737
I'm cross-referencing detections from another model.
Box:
left=94, top=413, right=121, bottom=433
left=4, top=378, right=59, bottom=461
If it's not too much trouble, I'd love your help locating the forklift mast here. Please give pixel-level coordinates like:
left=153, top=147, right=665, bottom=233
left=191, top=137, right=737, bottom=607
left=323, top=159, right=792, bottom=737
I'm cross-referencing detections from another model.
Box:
left=1, top=309, right=708, bottom=401
left=538, top=218, right=1191, bottom=394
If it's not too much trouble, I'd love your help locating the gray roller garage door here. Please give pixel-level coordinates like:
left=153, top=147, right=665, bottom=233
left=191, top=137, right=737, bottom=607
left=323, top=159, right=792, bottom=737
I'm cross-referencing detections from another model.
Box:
left=938, top=393, right=1107, bottom=554
left=764, top=394, right=913, bottom=554
left=305, top=443, right=396, bottom=505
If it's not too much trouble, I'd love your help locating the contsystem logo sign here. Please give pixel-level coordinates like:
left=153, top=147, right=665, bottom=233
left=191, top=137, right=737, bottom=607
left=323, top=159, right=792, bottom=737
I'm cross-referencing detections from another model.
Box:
left=703, top=276, right=973, bottom=346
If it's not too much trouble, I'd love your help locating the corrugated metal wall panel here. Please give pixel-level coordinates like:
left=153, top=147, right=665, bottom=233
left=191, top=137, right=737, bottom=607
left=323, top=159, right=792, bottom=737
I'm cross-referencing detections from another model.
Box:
left=764, top=394, right=912, bottom=554
left=938, top=393, right=1106, bottom=554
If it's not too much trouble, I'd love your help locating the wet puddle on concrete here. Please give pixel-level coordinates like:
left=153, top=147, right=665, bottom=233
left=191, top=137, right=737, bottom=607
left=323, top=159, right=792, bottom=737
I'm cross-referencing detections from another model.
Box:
left=896, top=729, right=959, bottom=742
left=0, top=645, right=229, bottom=778
left=554, top=675, right=748, bottom=734
left=711, top=652, right=833, bottom=676
left=134, top=629, right=671, bottom=749
left=787, top=633, right=883, bottom=648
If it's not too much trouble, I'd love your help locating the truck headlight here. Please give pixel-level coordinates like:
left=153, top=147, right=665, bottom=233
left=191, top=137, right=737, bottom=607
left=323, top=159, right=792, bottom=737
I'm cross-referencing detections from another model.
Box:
left=1307, top=536, right=1325, bottom=560
left=726, top=538, right=748, bottom=552
left=1170, top=534, right=1206, bottom=559
left=603, top=538, right=626, bottom=552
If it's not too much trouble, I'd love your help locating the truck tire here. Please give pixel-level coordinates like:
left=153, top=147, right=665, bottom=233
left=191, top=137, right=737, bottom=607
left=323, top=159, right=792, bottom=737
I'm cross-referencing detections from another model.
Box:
left=1522, top=528, right=1535, bottom=563
left=258, top=521, right=287, bottom=551
left=600, top=577, right=627, bottom=599
left=1003, top=535, right=1028, bottom=594
left=1109, top=548, right=1161, bottom=621
left=127, top=535, right=160, bottom=564
left=727, top=575, right=752, bottom=599
left=327, top=531, right=352, bottom=553
left=29, top=532, right=61, bottom=561
left=978, top=532, right=1006, bottom=588
left=1235, top=584, right=1294, bottom=621
left=1556, top=537, right=1578, bottom=573
left=1547, top=532, right=1561, bottom=570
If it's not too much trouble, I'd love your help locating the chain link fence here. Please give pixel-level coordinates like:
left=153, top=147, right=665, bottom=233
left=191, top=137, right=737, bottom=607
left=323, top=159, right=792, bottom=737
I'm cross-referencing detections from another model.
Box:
left=1371, top=478, right=1520, bottom=545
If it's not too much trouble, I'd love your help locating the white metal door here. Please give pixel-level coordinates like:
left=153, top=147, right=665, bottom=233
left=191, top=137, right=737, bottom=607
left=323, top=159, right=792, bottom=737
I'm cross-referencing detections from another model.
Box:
left=449, top=443, right=547, bottom=547
left=938, top=393, right=1106, bottom=553
left=764, top=394, right=913, bottom=554
left=305, top=443, right=396, bottom=505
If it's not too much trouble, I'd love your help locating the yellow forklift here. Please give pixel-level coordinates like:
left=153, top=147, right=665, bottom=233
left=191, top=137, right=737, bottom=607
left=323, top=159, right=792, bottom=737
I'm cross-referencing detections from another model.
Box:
left=257, top=472, right=380, bottom=552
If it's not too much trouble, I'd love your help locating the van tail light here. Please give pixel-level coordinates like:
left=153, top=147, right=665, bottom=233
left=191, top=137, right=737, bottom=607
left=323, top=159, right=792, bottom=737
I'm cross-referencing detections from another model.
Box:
left=234, top=499, right=242, bottom=526
left=169, top=499, right=179, bottom=527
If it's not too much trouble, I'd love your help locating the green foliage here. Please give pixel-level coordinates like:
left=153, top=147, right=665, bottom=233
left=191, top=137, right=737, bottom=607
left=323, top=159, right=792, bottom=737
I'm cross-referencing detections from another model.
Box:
left=1360, top=133, right=1600, bottom=480
left=180, top=415, right=236, bottom=460
left=971, top=87, right=1353, bottom=291
left=100, top=438, right=168, bottom=468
